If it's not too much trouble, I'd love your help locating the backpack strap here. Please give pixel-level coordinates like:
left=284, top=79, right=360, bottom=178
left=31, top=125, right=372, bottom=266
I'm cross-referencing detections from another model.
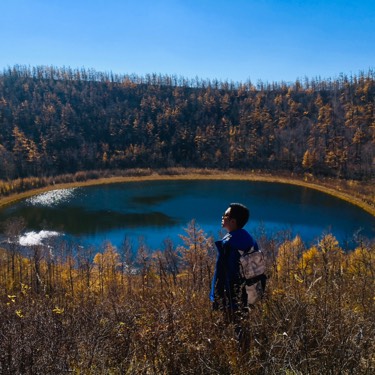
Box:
left=238, top=245, right=258, bottom=257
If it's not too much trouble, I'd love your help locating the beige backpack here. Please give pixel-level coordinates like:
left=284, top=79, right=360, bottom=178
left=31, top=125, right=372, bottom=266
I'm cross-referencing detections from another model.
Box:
left=238, top=247, right=266, bottom=305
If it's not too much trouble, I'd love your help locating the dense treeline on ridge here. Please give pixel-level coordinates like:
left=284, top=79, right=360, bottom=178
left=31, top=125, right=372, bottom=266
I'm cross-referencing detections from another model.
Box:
left=0, top=65, right=374, bottom=181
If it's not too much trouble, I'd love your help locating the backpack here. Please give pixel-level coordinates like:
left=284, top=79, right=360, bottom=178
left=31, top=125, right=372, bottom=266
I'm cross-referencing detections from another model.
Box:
left=238, top=247, right=267, bottom=305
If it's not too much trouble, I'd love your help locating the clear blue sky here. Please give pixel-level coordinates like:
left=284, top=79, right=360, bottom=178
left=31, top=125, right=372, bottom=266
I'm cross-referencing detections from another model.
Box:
left=1, top=0, right=374, bottom=83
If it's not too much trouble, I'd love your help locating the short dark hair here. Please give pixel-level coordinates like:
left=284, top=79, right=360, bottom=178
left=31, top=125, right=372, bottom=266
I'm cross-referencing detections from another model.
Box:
left=229, top=203, right=249, bottom=229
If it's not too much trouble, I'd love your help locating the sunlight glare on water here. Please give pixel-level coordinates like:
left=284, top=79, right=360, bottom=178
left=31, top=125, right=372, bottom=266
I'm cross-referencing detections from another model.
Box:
left=18, top=230, right=61, bottom=246
left=26, top=188, right=77, bottom=206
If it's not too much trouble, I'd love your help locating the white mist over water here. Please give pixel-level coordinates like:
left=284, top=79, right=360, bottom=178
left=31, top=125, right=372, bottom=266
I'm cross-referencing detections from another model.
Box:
left=18, top=230, right=61, bottom=246
left=26, top=188, right=77, bottom=206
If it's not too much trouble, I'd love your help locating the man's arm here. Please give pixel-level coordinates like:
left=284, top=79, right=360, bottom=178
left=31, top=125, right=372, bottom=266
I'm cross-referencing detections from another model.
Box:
left=210, top=241, right=225, bottom=307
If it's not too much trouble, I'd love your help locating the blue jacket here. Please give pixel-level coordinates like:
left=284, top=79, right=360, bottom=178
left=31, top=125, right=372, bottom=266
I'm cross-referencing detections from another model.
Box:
left=210, top=228, right=258, bottom=309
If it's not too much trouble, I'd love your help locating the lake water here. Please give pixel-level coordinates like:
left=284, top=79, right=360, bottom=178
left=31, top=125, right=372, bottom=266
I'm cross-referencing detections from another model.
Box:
left=1, top=180, right=374, bottom=250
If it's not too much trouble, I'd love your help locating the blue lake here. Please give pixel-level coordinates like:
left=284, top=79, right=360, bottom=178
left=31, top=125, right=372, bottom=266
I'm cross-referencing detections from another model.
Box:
left=0, top=180, right=374, bottom=250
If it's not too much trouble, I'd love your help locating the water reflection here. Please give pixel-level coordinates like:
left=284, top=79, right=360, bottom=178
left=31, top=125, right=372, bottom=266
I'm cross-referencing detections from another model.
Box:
left=1, top=206, right=177, bottom=235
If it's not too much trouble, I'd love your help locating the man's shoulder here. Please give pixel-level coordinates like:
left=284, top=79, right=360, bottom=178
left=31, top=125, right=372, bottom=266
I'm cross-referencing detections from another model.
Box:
left=228, top=228, right=256, bottom=249
left=230, top=228, right=252, bottom=240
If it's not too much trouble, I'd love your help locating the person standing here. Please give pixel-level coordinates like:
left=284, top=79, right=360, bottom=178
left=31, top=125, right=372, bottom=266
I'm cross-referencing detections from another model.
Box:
left=210, top=202, right=265, bottom=319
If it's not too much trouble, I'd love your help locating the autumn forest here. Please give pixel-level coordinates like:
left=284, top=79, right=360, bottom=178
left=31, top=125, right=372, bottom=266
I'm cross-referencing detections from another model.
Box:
left=0, top=65, right=374, bottom=181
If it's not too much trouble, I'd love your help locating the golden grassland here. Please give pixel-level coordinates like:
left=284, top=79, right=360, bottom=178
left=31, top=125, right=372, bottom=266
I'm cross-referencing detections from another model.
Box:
left=0, top=226, right=374, bottom=374
left=1, top=168, right=375, bottom=217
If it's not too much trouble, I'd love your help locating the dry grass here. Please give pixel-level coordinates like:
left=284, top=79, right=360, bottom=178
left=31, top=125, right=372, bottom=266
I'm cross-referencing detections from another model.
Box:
left=0, top=227, right=374, bottom=374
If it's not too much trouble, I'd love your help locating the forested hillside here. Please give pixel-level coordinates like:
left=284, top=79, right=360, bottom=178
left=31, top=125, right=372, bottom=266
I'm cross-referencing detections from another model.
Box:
left=0, top=65, right=374, bottom=180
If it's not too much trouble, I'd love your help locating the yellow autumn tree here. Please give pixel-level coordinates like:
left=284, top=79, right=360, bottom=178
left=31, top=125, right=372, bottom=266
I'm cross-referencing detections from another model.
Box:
left=93, top=242, right=120, bottom=296
left=178, top=219, right=214, bottom=291
left=299, top=246, right=320, bottom=278
left=343, top=244, right=375, bottom=311
left=317, top=234, right=344, bottom=281
left=302, top=149, right=316, bottom=171
left=275, top=235, right=304, bottom=283
left=346, top=245, right=375, bottom=277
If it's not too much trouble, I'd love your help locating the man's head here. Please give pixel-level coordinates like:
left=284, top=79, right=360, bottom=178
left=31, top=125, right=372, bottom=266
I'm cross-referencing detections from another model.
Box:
left=222, top=203, right=250, bottom=231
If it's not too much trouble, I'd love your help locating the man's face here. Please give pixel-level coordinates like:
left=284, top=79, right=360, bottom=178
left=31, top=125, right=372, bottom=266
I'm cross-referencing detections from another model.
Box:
left=222, top=207, right=236, bottom=231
